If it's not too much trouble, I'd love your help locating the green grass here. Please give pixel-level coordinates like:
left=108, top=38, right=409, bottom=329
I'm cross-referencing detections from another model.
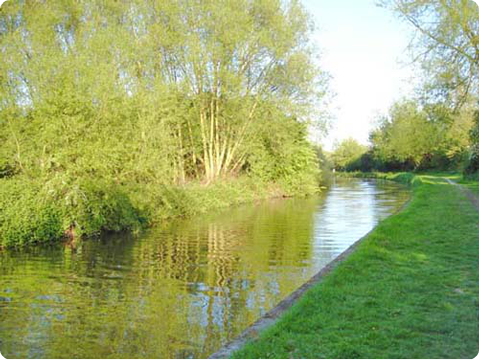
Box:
left=233, top=175, right=479, bottom=359
left=459, top=178, right=479, bottom=197
left=335, top=171, right=416, bottom=185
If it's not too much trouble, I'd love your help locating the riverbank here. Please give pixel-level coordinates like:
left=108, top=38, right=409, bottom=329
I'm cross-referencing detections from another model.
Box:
left=0, top=175, right=318, bottom=248
left=232, top=174, right=479, bottom=358
left=334, top=171, right=416, bottom=184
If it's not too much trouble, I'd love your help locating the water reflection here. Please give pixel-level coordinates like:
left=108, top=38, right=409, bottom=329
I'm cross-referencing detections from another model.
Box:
left=0, top=178, right=409, bottom=358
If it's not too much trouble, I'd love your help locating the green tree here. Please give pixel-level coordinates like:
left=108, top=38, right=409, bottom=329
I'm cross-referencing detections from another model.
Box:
left=464, top=110, right=479, bottom=176
left=382, top=0, right=479, bottom=174
left=371, top=101, right=439, bottom=169
left=369, top=99, right=474, bottom=171
left=331, top=138, right=367, bottom=171
left=0, top=0, right=329, bottom=245
left=0, top=0, right=328, bottom=183
left=382, top=0, right=479, bottom=106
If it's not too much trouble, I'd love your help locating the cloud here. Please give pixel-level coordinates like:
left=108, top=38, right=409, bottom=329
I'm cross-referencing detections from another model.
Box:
left=472, top=0, right=479, bottom=7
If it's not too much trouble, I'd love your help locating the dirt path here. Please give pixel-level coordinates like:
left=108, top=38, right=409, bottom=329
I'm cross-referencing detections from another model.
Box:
left=444, top=178, right=479, bottom=210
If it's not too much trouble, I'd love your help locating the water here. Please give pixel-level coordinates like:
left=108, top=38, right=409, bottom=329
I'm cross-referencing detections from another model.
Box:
left=0, top=178, right=410, bottom=358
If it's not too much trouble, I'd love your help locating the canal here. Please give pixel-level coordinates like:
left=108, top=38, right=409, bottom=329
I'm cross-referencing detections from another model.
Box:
left=0, top=178, right=410, bottom=358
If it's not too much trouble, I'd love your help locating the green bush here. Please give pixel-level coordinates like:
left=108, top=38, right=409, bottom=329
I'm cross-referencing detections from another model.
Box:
left=0, top=171, right=321, bottom=248
left=129, top=177, right=273, bottom=223
left=52, top=179, right=145, bottom=237
left=336, top=171, right=415, bottom=186
left=0, top=176, right=147, bottom=247
left=0, top=178, right=63, bottom=248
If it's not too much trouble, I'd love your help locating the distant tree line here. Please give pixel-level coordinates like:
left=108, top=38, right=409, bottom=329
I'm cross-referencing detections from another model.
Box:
left=331, top=99, right=475, bottom=172
left=333, top=0, right=479, bottom=176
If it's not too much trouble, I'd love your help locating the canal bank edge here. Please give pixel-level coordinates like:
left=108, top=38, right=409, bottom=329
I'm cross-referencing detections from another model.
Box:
left=209, top=174, right=413, bottom=359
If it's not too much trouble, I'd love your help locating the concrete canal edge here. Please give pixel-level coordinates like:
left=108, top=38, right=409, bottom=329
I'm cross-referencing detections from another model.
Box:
left=210, top=190, right=413, bottom=359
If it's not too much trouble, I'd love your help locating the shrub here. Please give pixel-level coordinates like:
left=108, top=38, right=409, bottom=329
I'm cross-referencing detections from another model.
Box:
left=51, top=178, right=145, bottom=237
left=0, top=178, right=63, bottom=247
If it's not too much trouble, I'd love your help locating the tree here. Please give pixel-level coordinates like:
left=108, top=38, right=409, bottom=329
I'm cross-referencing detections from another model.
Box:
left=369, top=99, right=474, bottom=170
left=157, top=0, right=325, bottom=181
left=464, top=110, right=479, bottom=176
left=382, top=0, right=479, bottom=174
left=382, top=0, right=479, bottom=107
left=0, top=0, right=329, bottom=183
left=0, top=0, right=330, bottom=243
left=371, top=101, right=438, bottom=169
left=331, top=138, right=368, bottom=171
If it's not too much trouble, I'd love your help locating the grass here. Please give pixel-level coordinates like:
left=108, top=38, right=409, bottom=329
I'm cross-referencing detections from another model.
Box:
left=335, top=171, right=416, bottom=185
left=459, top=178, right=479, bottom=196
left=233, top=174, right=479, bottom=359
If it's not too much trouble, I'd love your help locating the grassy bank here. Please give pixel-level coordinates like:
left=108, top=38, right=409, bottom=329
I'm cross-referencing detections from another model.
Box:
left=233, top=174, right=479, bottom=358
left=0, top=175, right=317, bottom=248
left=335, top=171, right=416, bottom=184
left=459, top=178, right=479, bottom=196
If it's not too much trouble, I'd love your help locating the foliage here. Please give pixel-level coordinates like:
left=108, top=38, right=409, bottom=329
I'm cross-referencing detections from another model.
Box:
left=0, top=0, right=329, bottom=246
left=0, top=0, right=328, bottom=182
left=464, top=110, right=479, bottom=177
left=330, top=138, right=368, bottom=171
left=350, top=99, right=475, bottom=173
left=330, top=99, right=473, bottom=173
left=371, top=100, right=441, bottom=169
left=128, top=177, right=278, bottom=223
left=313, top=144, right=334, bottom=184
left=0, top=175, right=145, bottom=246
left=246, top=114, right=321, bottom=194
left=233, top=174, right=479, bottom=358
left=0, top=178, right=63, bottom=248
left=57, top=180, right=144, bottom=237
left=336, top=171, right=416, bottom=185
left=382, top=0, right=479, bottom=176
left=381, top=0, right=479, bottom=107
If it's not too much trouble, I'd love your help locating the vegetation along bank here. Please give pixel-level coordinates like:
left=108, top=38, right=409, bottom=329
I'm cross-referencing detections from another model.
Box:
left=0, top=0, right=330, bottom=248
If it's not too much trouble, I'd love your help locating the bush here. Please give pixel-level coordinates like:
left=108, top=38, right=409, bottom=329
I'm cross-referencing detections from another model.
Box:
left=0, top=176, right=146, bottom=247
left=129, top=177, right=274, bottom=223
left=0, top=178, right=63, bottom=248
left=46, top=178, right=145, bottom=237
left=0, top=172, right=316, bottom=248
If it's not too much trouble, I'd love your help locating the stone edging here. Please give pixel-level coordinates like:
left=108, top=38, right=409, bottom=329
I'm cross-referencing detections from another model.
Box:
left=209, top=186, right=413, bottom=359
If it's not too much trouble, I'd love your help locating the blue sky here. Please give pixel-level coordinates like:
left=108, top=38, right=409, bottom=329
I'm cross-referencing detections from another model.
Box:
left=302, top=0, right=418, bottom=150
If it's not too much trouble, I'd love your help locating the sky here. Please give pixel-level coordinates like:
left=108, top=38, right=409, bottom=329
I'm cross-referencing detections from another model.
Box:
left=302, top=0, right=418, bottom=150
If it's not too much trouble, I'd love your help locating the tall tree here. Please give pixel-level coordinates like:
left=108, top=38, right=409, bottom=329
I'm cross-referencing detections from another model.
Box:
left=0, top=0, right=327, bottom=183
left=154, top=0, right=324, bottom=181
left=381, top=0, right=479, bottom=107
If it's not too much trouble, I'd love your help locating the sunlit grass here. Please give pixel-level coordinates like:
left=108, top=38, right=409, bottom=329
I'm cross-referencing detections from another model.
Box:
left=233, top=175, right=479, bottom=359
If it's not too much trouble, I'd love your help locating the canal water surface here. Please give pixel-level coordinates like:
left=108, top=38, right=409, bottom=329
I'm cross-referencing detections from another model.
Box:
left=0, top=178, right=410, bottom=358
